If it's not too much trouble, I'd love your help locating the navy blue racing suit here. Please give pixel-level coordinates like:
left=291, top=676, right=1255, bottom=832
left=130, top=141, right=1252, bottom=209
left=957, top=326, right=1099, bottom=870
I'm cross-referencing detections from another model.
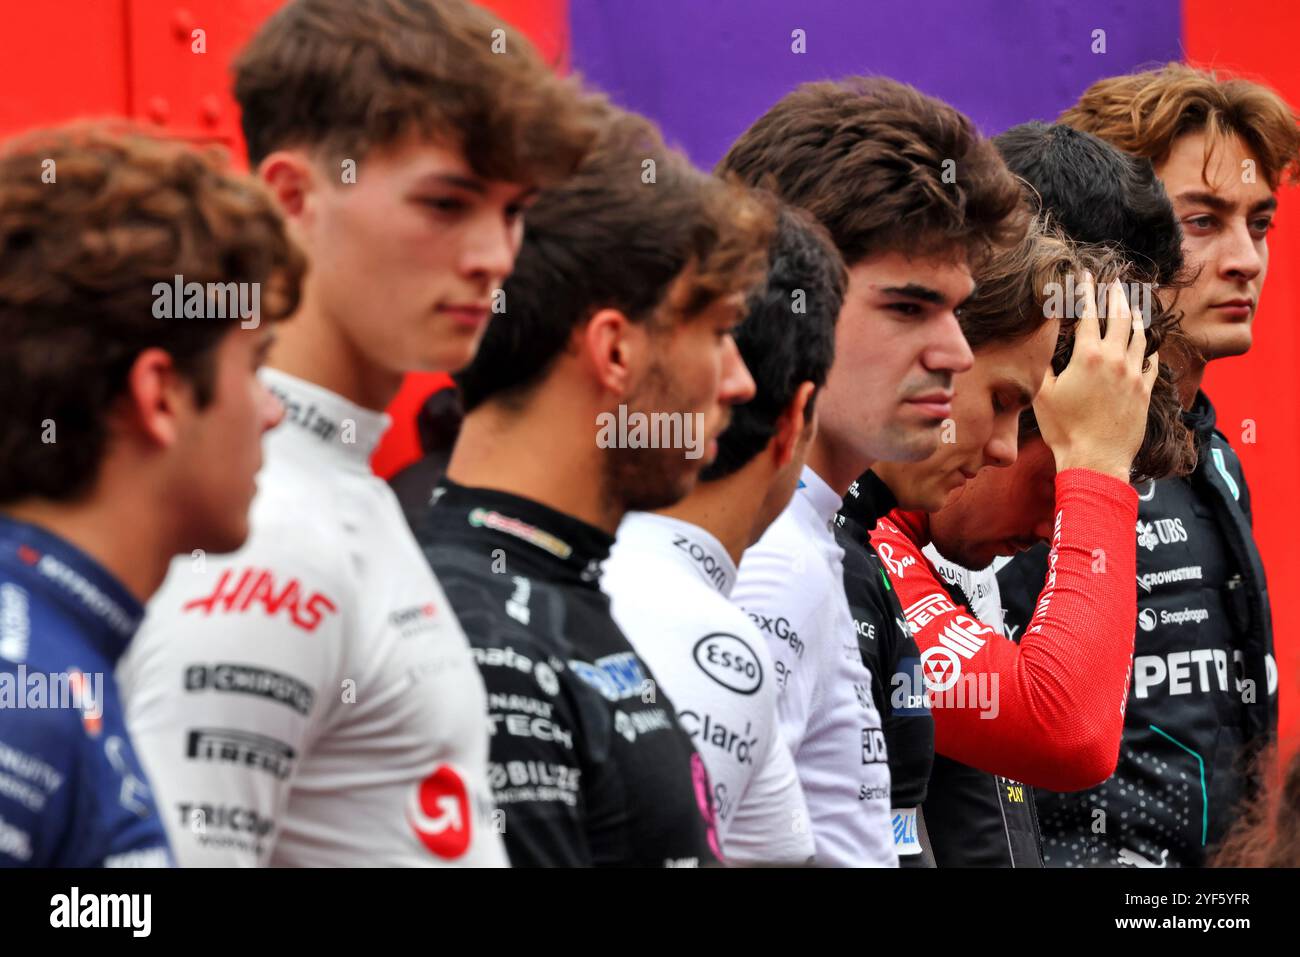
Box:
left=0, top=515, right=172, bottom=867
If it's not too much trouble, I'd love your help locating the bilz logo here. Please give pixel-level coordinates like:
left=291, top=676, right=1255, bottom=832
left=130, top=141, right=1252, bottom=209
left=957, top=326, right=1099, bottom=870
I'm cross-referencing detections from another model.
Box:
left=692, top=634, right=762, bottom=695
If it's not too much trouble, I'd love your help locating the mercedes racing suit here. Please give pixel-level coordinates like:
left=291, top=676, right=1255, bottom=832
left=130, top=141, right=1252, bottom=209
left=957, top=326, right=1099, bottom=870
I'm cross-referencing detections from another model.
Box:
left=119, top=370, right=507, bottom=867
left=0, top=515, right=172, bottom=868
left=417, top=482, right=720, bottom=868
left=732, top=466, right=896, bottom=867
left=603, top=511, right=814, bottom=865
left=997, top=391, right=1278, bottom=867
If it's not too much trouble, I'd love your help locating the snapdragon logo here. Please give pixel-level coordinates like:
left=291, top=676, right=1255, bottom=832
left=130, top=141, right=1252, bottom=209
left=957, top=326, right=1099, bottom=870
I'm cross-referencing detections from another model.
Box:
left=50, top=886, right=151, bottom=937
left=595, top=405, right=705, bottom=460
left=1041, top=274, right=1154, bottom=326
left=152, top=274, right=261, bottom=329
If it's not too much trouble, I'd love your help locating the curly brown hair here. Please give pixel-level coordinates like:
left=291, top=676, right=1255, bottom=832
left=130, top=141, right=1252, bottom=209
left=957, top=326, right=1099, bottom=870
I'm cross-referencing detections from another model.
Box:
left=1211, top=744, right=1300, bottom=867
left=717, top=76, right=1027, bottom=267
left=1060, top=63, right=1300, bottom=190
left=989, top=224, right=1196, bottom=483
left=0, top=123, right=306, bottom=504
left=234, top=0, right=601, bottom=185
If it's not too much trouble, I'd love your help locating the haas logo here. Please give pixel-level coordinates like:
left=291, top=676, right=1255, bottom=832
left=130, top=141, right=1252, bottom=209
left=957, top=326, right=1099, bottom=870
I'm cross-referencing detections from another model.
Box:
left=183, top=567, right=338, bottom=633
left=407, top=765, right=472, bottom=859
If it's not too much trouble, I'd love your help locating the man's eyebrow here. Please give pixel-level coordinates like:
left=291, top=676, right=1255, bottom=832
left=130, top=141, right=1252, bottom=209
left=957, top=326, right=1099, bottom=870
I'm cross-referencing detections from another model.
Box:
left=417, top=172, right=486, bottom=194
left=997, top=377, right=1035, bottom=410
left=1173, top=190, right=1235, bottom=213
left=1250, top=196, right=1279, bottom=215
left=876, top=283, right=948, bottom=305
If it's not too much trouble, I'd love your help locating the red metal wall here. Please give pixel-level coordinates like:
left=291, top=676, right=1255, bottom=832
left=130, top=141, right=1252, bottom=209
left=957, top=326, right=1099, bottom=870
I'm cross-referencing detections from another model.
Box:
left=0, top=0, right=570, bottom=481
left=1184, top=0, right=1300, bottom=749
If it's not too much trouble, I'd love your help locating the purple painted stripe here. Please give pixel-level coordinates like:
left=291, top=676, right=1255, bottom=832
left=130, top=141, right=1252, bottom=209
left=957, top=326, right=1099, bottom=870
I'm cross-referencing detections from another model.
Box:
left=570, top=0, right=1181, bottom=168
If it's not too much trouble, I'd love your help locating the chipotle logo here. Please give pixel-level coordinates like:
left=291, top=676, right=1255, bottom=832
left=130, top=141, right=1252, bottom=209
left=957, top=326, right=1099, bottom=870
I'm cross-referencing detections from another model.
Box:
left=182, top=567, right=338, bottom=633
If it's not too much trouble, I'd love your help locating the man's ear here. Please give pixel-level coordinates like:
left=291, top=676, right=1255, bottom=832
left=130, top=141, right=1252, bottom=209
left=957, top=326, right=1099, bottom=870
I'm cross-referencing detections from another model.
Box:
left=259, top=150, right=317, bottom=225
left=772, top=381, right=817, bottom=469
left=114, top=348, right=189, bottom=450
left=580, top=308, right=651, bottom=399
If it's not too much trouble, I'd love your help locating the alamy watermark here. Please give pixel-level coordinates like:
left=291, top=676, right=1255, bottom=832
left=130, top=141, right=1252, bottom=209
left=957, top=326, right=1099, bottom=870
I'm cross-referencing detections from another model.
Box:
left=596, top=405, right=705, bottom=460
left=1041, top=275, right=1154, bottom=326
left=152, top=274, right=261, bottom=329
left=0, top=666, right=104, bottom=716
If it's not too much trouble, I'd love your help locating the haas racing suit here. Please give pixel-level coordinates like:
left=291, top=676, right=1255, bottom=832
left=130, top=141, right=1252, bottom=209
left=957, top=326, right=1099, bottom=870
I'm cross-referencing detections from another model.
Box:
left=417, top=481, right=720, bottom=867
left=119, top=370, right=507, bottom=867
left=0, top=515, right=172, bottom=868
left=603, top=511, right=814, bottom=866
left=998, top=391, right=1278, bottom=867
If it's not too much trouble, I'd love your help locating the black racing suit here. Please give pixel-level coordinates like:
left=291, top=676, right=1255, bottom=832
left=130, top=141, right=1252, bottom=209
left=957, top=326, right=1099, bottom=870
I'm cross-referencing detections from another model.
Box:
left=839, top=472, right=1042, bottom=867
left=997, top=391, right=1277, bottom=867
left=836, top=473, right=935, bottom=866
left=416, top=481, right=720, bottom=868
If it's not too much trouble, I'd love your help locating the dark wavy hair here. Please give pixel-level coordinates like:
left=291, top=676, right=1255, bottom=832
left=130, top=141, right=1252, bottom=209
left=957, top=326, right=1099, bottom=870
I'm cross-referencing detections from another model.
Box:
left=994, top=122, right=1197, bottom=482
left=718, top=76, right=1027, bottom=267
left=702, top=205, right=845, bottom=481
left=456, top=109, right=774, bottom=414
left=0, top=124, right=305, bottom=504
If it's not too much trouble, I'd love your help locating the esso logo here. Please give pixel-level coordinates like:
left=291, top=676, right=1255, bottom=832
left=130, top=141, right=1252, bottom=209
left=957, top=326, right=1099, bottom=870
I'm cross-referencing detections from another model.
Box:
left=407, top=765, right=471, bottom=859
left=693, top=633, right=763, bottom=695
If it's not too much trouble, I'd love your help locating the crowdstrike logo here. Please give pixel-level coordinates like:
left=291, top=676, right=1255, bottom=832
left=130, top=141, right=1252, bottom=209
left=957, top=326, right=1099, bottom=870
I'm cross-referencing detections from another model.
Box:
left=1137, top=565, right=1202, bottom=593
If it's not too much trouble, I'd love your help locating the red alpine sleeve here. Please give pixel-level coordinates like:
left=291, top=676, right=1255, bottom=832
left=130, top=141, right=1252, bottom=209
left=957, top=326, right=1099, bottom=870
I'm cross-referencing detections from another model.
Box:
left=868, top=469, right=1137, bottom=791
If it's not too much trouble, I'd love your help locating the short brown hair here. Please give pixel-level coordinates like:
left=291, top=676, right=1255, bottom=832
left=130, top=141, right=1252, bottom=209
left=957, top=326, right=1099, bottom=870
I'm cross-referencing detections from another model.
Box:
left=234, top=0, right=599, bottom=185
left=960, top=216, right=1075, bottom=351
left=0, top=124, right=305, bottom=504
left=717, top=76, right=1026, bottom=266
left=1017, top=240, right=1197, bottom=483
left=1061, top=63, right=1300, bottom=190
left=456, top=109, right=774, bottom=413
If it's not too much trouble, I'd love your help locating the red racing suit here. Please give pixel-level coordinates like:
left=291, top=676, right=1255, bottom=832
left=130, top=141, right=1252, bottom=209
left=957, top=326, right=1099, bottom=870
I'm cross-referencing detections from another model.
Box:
left=868, top=469, right=1137, bottom=791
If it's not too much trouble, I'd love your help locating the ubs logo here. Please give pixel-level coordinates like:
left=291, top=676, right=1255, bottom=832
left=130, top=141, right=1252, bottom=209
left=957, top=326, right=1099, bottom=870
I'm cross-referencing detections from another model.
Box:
left=1136, top=518, right=1188, bottom=552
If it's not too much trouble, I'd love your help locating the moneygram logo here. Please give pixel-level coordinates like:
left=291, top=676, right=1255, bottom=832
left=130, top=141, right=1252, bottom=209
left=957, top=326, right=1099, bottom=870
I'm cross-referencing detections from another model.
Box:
left=407, top=765, right=471, bottom=859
